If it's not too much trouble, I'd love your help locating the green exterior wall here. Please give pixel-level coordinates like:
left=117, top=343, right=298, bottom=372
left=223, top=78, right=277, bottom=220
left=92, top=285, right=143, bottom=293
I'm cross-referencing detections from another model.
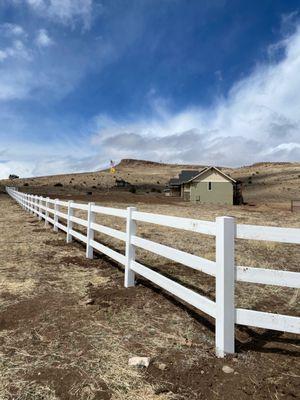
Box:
left=190, top=182, right=233, bottom=205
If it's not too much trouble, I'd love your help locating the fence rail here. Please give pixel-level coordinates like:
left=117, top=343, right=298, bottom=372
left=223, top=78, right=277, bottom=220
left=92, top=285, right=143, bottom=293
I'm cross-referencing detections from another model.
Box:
left=6, top=187, right=300, bottom=357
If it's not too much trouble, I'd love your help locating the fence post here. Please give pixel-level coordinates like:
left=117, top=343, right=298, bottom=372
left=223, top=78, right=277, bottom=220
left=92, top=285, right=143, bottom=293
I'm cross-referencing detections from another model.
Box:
left=34, top=194, right=38, bottom=215
left=215, top=216, right=235, bottom=358
left=38, top=197, right=42, bottom=221
left=125, top=206, right=137, bottom=288
left=66, top=200, right=73, bottom=243
left=45, top=197, right=49, bottom=226
left=54, top=199, right=59, bottom=232
left=34, top=195, right=38, bottom=215
left=86, top=202, right=95, bottom=258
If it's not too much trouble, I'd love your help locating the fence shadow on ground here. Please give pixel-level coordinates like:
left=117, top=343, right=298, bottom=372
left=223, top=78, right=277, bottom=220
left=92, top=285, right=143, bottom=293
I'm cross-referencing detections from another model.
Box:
left=77, top=236, right=300, bottom=358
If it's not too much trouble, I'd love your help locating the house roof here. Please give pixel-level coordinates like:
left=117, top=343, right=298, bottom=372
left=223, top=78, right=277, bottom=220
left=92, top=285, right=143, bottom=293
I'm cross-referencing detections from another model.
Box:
left=169, top=178, right=181, bottom=186
left=185, top=166, right=236, bottom=184
left=178, top=170, right=200, bottom=182
left=168, top=170, right=200, bottom=187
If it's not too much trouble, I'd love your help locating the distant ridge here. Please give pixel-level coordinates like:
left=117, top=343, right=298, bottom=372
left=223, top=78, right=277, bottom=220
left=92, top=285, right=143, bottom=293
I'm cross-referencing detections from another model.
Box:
left=117, top=158, right=169, bottom=167
left=116, top=158, right=206, bottom=169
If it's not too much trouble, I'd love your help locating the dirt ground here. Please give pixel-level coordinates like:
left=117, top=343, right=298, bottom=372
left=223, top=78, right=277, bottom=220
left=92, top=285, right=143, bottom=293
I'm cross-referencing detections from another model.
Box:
left=0, top=193, right=300, bottom=400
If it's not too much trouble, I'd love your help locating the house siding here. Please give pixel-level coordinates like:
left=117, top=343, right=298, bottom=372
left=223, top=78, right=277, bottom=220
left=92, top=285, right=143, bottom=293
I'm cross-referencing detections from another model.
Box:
left=190, top=181, right=233, bottom=205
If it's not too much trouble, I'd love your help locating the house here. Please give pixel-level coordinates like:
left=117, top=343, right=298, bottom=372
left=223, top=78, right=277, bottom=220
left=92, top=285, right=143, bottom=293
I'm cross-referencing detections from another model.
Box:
left=182, top=166, right=242, bottom=205
left=166, top=170, right=199, bottom=197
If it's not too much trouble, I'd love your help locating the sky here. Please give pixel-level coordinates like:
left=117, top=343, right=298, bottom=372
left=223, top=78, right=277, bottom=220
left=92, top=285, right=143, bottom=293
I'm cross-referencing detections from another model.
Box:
left=0, top=0, right=300, bottom=178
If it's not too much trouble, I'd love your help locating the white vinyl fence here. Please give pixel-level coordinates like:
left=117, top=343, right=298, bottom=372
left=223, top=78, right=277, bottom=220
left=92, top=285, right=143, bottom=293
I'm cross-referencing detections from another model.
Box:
left=6, top=187, right=300, bottom=357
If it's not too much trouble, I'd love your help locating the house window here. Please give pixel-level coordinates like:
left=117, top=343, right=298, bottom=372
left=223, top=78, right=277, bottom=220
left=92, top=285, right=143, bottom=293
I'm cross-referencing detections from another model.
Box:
left=208, top=182, right=212, bottom=191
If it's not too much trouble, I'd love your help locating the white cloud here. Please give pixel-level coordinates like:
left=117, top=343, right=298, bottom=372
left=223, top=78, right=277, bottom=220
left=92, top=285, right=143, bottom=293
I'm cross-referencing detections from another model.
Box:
left=35, top=29, right=54, bottom=47
left=0, top=23, right=25, bottom=37
left=0, top=39, right=31, bottom=63
left=24, top=0, right=95, bottom=30
left=0, top=135, right=99, bottom=179
left=91, top=26, right=300, bottom=167
left=0, top=160, right=34, bottom=179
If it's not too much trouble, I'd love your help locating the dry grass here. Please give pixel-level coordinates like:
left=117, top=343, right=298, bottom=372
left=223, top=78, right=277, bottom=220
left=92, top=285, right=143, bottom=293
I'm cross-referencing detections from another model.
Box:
left=0, top=195, right=179, bottom=400
left=0, top=187, right=299, bottom=399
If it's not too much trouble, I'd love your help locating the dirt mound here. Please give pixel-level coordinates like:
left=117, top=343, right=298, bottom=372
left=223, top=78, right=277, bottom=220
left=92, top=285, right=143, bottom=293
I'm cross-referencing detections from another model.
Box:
left=24, top=368, right=111, bottom=400
left=145, top=345, right=299, bottom=399
left=0, top=294, right=72, bottom=331
left=90, top=285, right=145, bottom=308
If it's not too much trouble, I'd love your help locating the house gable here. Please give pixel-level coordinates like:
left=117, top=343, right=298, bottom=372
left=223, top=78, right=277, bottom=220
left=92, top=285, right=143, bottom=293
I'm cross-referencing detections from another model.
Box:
left=186, top=167, right=236, bottom=185
left=193, top=170, right=230, bottom=183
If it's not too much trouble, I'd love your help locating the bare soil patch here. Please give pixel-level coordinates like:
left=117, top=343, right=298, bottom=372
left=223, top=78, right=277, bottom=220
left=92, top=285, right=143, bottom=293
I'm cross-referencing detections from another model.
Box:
left=0, top=193, right=299, bottom=400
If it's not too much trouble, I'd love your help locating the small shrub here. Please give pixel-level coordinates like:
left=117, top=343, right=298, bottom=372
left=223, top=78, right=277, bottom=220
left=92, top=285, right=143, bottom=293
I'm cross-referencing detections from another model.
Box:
left=9, top=174, right=19, bottom=179
left=87, top=191, right=92, bottom=195
left=54, top=182, right=63, bottom=187
left=92, top=185, right=96, bottom=189
left=129, top=186, right=136, bottom=194
left=150, top=187, right=162, bottom=193
left=23, top=183, right=29, bottom=187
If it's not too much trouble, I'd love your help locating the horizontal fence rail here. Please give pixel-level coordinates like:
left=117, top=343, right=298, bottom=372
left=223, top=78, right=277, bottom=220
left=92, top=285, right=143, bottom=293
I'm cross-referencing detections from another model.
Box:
left=6, top=186, right=300, bottom=357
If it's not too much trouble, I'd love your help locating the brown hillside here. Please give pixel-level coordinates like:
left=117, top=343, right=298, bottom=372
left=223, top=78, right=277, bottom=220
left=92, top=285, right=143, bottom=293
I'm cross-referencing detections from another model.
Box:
left=1, top=159, right=300, bottom=206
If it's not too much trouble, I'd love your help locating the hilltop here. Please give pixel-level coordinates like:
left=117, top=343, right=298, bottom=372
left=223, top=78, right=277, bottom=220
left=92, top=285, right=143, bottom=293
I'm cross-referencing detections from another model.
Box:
left=1, top=159, right=300, bottom=206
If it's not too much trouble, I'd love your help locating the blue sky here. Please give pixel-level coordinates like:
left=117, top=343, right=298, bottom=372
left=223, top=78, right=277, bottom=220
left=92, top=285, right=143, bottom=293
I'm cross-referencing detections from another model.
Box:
left=0, top=0, right=300, bottom=178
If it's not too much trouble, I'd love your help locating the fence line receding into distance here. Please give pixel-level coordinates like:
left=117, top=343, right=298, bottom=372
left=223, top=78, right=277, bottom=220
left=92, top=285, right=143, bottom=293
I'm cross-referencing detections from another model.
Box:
left=6, top=186, right=300, bottom=357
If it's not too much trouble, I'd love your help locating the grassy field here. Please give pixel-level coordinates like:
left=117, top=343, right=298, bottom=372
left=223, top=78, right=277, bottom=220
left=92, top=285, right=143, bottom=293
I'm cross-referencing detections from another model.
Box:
left=0, top=160, right=300, bottom=399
